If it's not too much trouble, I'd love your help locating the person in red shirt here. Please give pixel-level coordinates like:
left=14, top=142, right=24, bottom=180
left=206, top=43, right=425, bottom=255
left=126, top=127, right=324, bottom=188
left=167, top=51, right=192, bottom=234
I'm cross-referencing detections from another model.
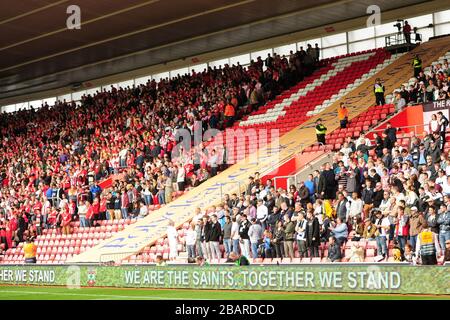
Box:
left=403, top=20, right=412, bottom=44
left=85, top=202, right=94, bottom=228
left=47, top=208, right=57, bottom=229
left=99, top=194, right=107, bottom=221
left=92, top=197, right=100, bottom=226
left=0, top=222, right=8, bottom=250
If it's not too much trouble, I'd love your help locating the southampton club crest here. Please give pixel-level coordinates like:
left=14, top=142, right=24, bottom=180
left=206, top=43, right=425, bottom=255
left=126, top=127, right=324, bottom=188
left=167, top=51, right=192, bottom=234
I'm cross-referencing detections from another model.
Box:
left=87, top=268, right=97, bottom=286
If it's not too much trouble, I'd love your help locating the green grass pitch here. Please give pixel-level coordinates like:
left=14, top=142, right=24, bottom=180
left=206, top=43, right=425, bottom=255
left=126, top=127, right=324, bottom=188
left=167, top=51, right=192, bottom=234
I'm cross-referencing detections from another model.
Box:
left=0, top=286, right=448, bottom=300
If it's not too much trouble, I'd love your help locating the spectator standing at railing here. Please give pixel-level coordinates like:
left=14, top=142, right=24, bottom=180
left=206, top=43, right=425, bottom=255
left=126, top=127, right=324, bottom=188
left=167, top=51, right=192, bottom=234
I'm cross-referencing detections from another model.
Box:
left=403, top=21, right=412, bottom=44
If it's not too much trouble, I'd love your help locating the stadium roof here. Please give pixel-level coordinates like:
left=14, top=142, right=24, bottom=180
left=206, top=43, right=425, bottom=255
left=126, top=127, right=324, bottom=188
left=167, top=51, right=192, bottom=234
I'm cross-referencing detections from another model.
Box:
left=0, top=0, right=433, bottom=100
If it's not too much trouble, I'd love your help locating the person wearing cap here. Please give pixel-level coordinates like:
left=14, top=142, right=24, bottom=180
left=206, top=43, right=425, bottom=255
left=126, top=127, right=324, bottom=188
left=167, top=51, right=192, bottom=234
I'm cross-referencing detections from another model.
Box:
left=315, top=118, right=327, bottom=145
left=409, top=206, right=426, bottom=252
left=416, top=224, right=440, bottom=265
left=363, top=218, right=377, bottom=241
left=373, top=78, right=385, bottom=106
left=23, top=237, right=37, bottom=264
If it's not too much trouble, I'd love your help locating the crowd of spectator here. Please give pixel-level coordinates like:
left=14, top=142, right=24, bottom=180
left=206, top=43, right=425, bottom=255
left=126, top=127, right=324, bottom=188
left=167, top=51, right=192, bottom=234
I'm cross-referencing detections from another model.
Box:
left=0, top=46, right=320, bottom=256
left=392, top=57, right=450, bottom=109
left=179, top=116, right=450, bottom=265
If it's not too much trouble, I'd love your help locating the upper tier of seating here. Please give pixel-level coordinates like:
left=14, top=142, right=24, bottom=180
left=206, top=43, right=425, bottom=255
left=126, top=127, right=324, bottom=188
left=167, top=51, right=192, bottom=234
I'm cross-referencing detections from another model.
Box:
left=224, top=49, right=403, bottom=164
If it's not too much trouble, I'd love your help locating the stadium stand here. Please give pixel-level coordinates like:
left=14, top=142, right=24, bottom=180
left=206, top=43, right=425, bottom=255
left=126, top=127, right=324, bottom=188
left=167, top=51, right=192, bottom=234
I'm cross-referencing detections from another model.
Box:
left=77, top=37, right=450, bottom=265
left=0, top=29, right=449, bottom=267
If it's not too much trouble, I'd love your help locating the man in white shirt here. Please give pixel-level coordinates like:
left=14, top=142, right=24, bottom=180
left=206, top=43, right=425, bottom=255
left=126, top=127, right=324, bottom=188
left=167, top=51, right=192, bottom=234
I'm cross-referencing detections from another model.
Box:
left=176, top=164, right=186, bottom=191
left=374, top=211, right=390, bottom=258
left=256, top=199, right=268, bottom=230
left=185, top=223, right=197, bottom=260
left=138, top=201, right=148, bottom=219
left=441, top=175, right=450, bottom=196
left=355, top=134, right=371, bottom=148
left=348, top=192, right=363, bottom=220
left=167, top=220, right=178, bottom=261
left=118, top=148, right=128, bottom=168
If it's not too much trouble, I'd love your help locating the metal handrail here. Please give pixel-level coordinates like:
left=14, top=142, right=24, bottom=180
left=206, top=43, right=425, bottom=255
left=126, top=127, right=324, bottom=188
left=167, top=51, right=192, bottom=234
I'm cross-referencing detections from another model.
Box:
left=217, top=181, right=242, bottom=199
left=99, top=251, right=138, bottom=264
left=273, top=151, right=332, bottom=189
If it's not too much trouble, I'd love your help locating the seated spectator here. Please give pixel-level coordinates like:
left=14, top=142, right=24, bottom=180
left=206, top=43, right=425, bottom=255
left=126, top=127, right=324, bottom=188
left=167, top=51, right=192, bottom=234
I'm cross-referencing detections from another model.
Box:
left=349, top=216, right=364, bottom=241
left=327, top=236, right=342, bottom=262
left=348, top=241, right=364, bottom=262
left=329, top=217, right=348, bottom=246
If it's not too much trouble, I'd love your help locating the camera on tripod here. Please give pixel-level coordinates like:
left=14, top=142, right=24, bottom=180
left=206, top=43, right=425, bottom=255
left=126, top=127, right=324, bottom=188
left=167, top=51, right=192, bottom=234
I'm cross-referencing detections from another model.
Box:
left=393, top=19, right=404, bottom=33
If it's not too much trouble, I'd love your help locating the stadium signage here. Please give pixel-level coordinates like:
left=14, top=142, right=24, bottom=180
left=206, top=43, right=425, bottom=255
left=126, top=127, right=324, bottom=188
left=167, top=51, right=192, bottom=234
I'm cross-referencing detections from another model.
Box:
left=422, top=98, right=450, bottom=112
left=0, top=265, right=447, bottom=295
